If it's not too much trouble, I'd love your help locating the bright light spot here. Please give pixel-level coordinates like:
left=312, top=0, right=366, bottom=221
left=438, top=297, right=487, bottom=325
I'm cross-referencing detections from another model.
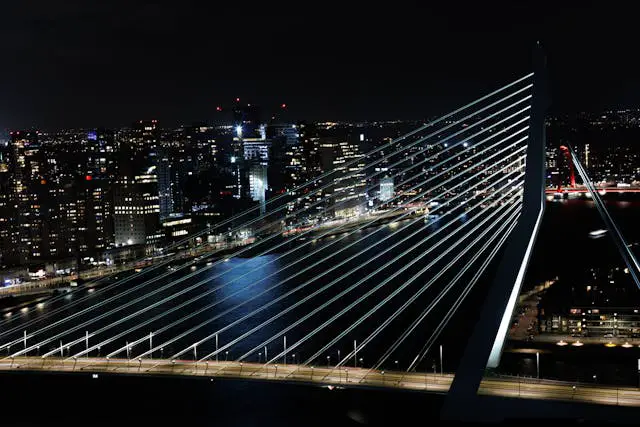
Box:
left=622, top=342, right=633, bottom=348
left=443, top=143, right=448, bottom=148
left=37, top=303, right=44, bottom=309
left=556, top=340, right=568, bottom=346
left=20, top=307, right=28, bottom=313
left=230, top=156, right=236, bottom=163
left=127, top=239, right=133, bottom=245
left=605, top=342, right=616, bottom=348
left=571, top=341, right=583, bottom=347
left=4, top=312, right=11, bottom=317
left=463, top=142, right=469, bottom=148
left=88, top=288, right=95, bottom=293
left=236, top=125, right=243, bottom=137
left=92, top=374, right=99, bottom=379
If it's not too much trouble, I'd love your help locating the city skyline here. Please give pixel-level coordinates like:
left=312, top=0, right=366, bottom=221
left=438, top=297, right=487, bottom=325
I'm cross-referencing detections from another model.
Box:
left=4, top=4, right=640, bottom=425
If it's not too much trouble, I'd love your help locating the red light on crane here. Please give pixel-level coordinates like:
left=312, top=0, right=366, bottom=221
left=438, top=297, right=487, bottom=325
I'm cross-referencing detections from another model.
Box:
left=281, top=103, right=287, bottom=109
left=85, top=175, right=92, bottom=181
left=235, top=97, right=240, bottom=102
left=216, top=106, right=222, bottom=112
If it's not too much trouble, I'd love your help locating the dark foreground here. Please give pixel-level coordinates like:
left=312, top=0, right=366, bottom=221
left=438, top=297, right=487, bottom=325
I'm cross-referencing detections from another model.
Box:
left=3, top=371, right=640, bottom=426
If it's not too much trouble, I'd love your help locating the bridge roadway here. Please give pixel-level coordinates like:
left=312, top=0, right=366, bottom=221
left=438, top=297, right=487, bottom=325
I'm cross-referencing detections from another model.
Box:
left=3, top=357, right=640, bottom=408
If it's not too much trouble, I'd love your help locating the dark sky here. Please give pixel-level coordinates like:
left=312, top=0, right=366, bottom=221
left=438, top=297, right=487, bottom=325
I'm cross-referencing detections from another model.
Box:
left=1, top=2, right=638, bottom=130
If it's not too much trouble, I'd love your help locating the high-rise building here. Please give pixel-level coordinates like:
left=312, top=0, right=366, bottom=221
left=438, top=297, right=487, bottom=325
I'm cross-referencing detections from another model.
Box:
left=319, top=138, right=366, bottom=219
left=113, top=124, right=162, bottom=248
left=157, top=148, right=173, bottom=220
left=113, top=172, right=161, bottom=247
left=8, top=131, right=47, bottom=265
left=379, top=176, right=394, bottom=201
left=0, top=144, right=12, bottom=267
left=269, top=124, right=302, bottom=194
left=243, top=138, right=270, bottom=214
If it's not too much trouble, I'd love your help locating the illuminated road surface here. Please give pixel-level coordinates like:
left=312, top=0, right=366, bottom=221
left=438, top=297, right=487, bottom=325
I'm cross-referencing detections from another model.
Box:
left=3, top=357, right=640, bottom=407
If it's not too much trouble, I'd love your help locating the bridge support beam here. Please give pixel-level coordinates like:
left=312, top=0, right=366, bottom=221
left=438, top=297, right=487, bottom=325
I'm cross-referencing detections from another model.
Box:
left=443, top=43, right=549, bottom=422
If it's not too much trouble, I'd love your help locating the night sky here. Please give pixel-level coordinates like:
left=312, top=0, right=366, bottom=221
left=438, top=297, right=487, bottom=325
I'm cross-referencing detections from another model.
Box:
left=1, top=2, right=637, bottom=130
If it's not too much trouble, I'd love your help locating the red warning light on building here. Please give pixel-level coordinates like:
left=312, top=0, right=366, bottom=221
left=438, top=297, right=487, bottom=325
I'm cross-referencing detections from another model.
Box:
left=85, top=175, right=92, bottom=181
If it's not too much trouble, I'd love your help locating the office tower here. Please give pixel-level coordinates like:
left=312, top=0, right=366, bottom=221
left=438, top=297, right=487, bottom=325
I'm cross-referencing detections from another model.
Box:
left=379, top=176, right=394, bottom=201
left=113, top=126, right=161, bottom=247
left=244, top=137, right=270, bottom=214
left=157, top=147, right=173, bottom=220
left=0, top=145, right=12, bottom=266
left=319, top=138, right=366, bottom=219
left=8, top=131, right=47, bottom=265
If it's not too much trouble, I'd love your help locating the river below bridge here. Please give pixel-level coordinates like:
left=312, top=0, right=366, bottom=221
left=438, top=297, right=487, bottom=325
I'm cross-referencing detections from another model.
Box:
left=0, top=195, right=639, bottom=406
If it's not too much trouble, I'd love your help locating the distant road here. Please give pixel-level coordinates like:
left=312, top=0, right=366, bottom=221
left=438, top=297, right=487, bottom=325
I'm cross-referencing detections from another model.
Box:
left=0, top=238, right=253, bottom=299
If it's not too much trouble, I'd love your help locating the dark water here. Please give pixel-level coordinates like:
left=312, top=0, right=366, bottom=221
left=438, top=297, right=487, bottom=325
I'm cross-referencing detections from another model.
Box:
left=0, top=203, right=510, bottom=373
left=0, top=197, right=638, bottom=424
left=501, top=196, right=640, bottom=385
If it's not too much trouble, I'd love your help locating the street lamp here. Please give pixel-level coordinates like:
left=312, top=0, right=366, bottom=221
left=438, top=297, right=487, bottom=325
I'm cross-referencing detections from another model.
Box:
left=394, top=360, right=399, bottom=371
left=359, top=357, right=363, bottom=368
left=225, top=351, right=229, bottom=361
left=292, top=354, right=296, bottom=365
left=258, top=352, right=262, bottom=363
left=327, top=355, right=331, bottom=368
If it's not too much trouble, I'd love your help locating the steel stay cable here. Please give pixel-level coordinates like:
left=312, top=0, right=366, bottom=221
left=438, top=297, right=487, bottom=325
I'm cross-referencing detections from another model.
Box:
left=375, top=216, right=518, bottom=372
left=58, top=134, right=528, bottom=361
left=0, top=95, right=531, bottom=347
left=40, top=129, right=521, bottom=360
left=569, top=145, right=640, bottom=283
left=334, top=193, right=522, bottom=371
left=292, top=190, right=523, bottom=367
left=202, top=157, right=526, bottom=364
left=0, top=77, right=533, bottom=332
left=136, top=153, right=527, bottom=367
left=360, top=204, right=520, bottom=374
left=405, top=217, right=518, bottom=373
left=89, top=130, right=528, bottom=360
left=122, top=161, right=526, bottom=365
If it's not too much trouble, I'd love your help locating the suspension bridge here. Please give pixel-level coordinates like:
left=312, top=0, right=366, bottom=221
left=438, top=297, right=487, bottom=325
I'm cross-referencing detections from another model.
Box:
left=2, top=46, right=640, bottom=422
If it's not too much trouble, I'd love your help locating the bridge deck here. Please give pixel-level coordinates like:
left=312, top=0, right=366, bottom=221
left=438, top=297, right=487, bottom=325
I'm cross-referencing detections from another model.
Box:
left=3, top=357, right=640, bottom=408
